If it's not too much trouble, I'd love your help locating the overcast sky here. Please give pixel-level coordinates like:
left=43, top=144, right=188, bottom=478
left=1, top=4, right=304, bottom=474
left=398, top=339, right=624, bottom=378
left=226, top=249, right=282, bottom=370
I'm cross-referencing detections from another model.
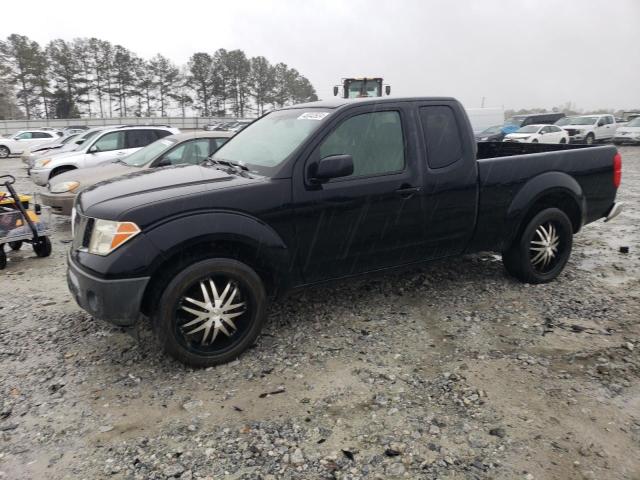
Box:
left=4, top=0, right=639, bottom=110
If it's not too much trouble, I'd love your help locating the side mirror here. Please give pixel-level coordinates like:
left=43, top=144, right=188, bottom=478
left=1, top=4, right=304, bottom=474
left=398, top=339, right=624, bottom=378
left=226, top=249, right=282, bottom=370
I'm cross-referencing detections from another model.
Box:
left=156, top=158, right=171, bottom=167
left=385, top=85, right=391, bottom=95
left=312, top=154, right=353, bottom=181
left=333, top=86, right=339, bottom=97
left=597, top=121, right=605, bottom=127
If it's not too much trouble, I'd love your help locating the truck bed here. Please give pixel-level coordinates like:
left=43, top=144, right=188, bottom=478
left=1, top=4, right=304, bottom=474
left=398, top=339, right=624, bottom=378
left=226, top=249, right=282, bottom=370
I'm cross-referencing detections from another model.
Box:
left=470, top=142, right=618, bottom=252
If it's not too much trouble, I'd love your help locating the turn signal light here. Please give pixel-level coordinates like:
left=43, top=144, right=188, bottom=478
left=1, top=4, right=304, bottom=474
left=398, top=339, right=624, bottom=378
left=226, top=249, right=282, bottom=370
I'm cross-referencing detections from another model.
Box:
left=613, top=152, right=622, bottom=188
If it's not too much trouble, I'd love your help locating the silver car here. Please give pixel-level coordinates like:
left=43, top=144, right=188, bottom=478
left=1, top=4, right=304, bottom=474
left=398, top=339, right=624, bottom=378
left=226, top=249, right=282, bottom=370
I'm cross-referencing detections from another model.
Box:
left=29, top=125, right=180, bottom=186
left=40, top=131, right=233, bottom=215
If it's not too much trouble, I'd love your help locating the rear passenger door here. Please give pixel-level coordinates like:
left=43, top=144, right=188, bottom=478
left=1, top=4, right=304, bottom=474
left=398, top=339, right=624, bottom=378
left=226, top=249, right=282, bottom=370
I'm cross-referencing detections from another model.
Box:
left=293, top=104, right=426, bottom=282
left=417, top=102, right=479, bottom=258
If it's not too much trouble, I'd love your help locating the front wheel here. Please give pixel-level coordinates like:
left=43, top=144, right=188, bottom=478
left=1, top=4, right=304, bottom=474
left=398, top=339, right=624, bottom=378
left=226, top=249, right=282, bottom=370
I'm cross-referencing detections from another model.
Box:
left=585, top=134, right=595, bottom=145
left=531, top=139, right=539, bottom=143
left=559, top=138, right=567, bottom=144
left=0, top=146, right=9, bottom=158
left=155, top=258, right=267, bottom=367
left=502, top=208, right=573, bottom=284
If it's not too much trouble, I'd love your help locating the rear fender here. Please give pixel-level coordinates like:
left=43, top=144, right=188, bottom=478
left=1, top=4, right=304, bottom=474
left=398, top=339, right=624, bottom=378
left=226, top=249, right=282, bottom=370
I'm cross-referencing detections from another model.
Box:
left=504, top=171, right=586, bottom=245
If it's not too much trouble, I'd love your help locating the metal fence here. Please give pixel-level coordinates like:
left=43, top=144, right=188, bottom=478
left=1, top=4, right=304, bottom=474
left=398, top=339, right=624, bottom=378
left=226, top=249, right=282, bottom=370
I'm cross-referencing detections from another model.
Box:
left=0, top=117, right=244, bottom=135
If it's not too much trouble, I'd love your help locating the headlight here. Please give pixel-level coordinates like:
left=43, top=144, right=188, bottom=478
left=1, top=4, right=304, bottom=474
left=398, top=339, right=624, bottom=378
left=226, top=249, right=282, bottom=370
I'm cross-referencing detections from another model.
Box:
left=35, top=158, right=52, bottom=168
left=88, top=219, right=140, bottom=256
left=50, top=181, right=80, bottom=194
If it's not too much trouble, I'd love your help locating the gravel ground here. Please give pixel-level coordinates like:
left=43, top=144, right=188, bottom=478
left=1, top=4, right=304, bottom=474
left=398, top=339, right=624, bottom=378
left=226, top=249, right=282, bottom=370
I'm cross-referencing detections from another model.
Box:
left=1, top=148, right=639, bottom=480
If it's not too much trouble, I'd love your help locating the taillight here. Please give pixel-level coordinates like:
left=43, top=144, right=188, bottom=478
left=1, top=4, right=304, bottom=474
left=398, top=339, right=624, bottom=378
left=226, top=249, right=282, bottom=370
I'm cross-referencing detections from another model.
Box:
left=613, top=152, right=622, bottom=188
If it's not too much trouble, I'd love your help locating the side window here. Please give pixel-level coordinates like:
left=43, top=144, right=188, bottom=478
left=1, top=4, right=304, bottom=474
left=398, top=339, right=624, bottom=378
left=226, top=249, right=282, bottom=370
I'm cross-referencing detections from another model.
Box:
left=606, top=116, right=614, bottom=125
left=15, top=132, right=32, bottom=140
left=154, top=129, right=172, bottom=140
left=161, top=139, right=211, bottom=165
left=126, top=129, right=159, bottom=148
left=92, top=131, right=125, bottom=152
left=318, top=111, right=405, bottom=178
left=32, top=132, right=51, bottom=139
left=212, top=138, right=229, bottom=151
left=419, top=105, right=463, bottom=169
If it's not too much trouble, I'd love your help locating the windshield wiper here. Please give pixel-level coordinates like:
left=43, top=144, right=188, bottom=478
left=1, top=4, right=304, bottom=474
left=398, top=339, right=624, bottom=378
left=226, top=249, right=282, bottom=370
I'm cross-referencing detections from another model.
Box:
left=204, top=157, right=249, bottom=173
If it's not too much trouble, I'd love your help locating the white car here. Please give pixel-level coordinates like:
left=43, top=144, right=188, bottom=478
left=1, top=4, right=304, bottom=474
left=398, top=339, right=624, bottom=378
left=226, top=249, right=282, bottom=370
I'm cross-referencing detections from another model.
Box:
left=613, top=116, right=640, bottom=145
left=503, top=124, right=569, bottom=144
left=0, top=130, right=61, bottom=158
left=556, top=114, right=618, bottom=144
left=29, top=125, right=180, bottom=186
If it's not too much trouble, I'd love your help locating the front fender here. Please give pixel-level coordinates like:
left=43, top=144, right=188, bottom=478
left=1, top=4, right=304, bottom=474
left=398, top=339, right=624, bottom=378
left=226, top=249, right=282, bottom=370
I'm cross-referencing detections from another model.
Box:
left=504, top=171, right=586, bottom=244
left=145, top=210, right=291, bottom=284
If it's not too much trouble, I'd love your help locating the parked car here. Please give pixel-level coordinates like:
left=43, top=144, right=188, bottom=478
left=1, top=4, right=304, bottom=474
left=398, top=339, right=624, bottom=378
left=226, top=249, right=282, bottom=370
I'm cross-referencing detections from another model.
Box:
left=203, top=122, right=224, bottom=131
left=475, top=125, right=506, bottom=142
left=41, top=131, right=233, bottom=215
left=67, top=96, right=622, bottom=367
left=227, top=120, right=253, bottom=133
left=502, top=113, right=566, bottom=134
left=503, top=124, right=569, bottom=143
left=0, top=130, right=61, bottom=158
left=557, top=114, right=618, bottom=144
left=29, top=125, right=180, bottom=186
left=612, top=116, right=640, bottom=145
left=21, top=133, right=81, bottom=165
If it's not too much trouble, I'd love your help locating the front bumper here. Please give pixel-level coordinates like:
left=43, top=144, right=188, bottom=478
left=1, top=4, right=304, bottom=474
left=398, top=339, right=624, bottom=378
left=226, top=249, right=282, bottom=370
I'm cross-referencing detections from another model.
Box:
left=29, top=168, right=52, bottom=186
left=67, top=253, right=149, bottom=327
left=40, top=191, right=75, bottom=216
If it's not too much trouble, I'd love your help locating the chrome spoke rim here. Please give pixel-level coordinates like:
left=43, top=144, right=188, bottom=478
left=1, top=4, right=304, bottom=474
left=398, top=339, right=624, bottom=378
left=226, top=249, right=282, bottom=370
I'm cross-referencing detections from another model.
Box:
left=530, top=222, right=560, bottom=271
left=178, top=278, right=246, bottom=345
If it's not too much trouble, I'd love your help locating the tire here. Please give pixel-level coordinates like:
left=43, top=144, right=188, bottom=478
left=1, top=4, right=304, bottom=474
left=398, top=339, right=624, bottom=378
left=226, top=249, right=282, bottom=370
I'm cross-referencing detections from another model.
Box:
left=502, top=208, right=573, bottom=284
left=0, top=146, right=9, bottom=158
left=9, top=241, right=22, bottom=251
left=0, top=247, right=6, bottom=270
left=531, top=139, right=539, bottom=143
left=49, top=166, right=75, bottom=179
left=155, top=258, right=267, bottom=367
left=32, top=236, right=52, bottom=257
left=559, top=138, right=567, bottom=144
left=585, top=134, right=595, bottom=145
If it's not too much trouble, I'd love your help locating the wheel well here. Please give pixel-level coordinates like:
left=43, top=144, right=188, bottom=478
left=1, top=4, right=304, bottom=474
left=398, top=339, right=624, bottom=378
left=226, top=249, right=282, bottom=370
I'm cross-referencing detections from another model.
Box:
left=517, top=192, right=582, bottom=240
left=140, top=240, right=277, bottom=317
left=50, top=165, right=76, bottom=178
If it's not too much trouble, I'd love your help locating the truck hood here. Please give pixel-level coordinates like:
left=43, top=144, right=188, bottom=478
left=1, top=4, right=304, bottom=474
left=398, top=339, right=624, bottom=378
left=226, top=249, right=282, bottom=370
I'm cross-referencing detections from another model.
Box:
left=77, top=164, right=261, bottom=221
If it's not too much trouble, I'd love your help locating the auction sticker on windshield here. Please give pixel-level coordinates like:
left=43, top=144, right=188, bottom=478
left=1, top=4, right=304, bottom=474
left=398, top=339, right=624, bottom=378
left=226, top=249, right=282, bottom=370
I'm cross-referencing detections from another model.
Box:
left=297, top=112, right=329, bottom=120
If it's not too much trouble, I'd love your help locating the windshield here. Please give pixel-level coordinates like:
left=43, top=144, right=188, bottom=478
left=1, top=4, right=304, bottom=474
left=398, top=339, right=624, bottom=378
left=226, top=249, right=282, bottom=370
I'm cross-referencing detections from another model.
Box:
left=555, top=117, right=574, bottom=126
left=122, top=138, right=177, bottom=167
left=346, top=79, right=381, bottom=98
left=212, top=108, right=331, bottom=175
left=566, top=116, right=599, bottom=125
left=480, top=125, right=502, bottom=135
left=60, top=134, right=79, bottom=144
left=516, top=125, right=540, bottom=133
left=626, top=117, right=640, bottom=127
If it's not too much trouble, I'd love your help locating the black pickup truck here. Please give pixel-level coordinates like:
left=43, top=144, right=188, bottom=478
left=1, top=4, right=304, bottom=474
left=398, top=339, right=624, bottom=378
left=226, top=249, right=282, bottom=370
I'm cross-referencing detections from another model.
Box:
left=67, top=97, right=623, bottom=367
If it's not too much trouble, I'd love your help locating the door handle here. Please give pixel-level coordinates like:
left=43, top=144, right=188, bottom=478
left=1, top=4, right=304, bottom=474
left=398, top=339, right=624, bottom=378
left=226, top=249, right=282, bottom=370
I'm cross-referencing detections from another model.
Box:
left=395, top=185, right=421, bottom=199
left=116, top=151, right=126, bottom=155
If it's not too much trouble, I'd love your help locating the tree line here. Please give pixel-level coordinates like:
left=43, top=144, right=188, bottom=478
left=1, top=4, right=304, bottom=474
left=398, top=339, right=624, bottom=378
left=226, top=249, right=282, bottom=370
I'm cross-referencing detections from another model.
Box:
left=0, top=34, right=318, bottom=120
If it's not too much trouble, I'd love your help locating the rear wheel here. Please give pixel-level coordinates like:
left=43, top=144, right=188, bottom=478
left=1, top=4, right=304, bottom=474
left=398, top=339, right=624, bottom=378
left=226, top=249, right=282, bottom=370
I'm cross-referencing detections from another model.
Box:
left=585, top=133, right=595, bottom=145
left=33, top=237, right=52, bottom=257
left=0, top=146, right=9, bottom=158
left=155, top=258, right=267, bottom=367
left=0, top=246, right=6, bottom=270
left=502, top=208, right=573, bottom=284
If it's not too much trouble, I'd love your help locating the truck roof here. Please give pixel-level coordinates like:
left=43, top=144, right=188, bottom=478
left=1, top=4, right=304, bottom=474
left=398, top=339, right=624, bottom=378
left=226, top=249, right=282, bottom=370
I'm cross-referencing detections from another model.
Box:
left=288, top=96, right=458, bottom=110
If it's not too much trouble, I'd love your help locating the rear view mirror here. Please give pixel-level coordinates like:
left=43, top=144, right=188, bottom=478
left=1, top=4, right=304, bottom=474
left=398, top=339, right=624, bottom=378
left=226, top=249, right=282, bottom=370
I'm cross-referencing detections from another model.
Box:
left=313, top=154, right=353, bottom=181
left=333, top=86, right=339, bottom=97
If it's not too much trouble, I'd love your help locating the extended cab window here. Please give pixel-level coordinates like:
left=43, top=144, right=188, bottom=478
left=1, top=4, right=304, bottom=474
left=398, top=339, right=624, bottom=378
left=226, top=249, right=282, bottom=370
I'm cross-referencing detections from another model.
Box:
left=419, top=106, right=463, bottom=169
left=318, top=111, right=405, bottom=178
left=93, top=131, right=125, bottom=152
